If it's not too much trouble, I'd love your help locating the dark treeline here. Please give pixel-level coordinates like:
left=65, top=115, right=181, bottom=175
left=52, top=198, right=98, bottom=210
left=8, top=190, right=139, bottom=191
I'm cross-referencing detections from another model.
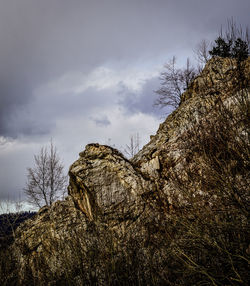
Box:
left=0, top=212, right=36, bottom=248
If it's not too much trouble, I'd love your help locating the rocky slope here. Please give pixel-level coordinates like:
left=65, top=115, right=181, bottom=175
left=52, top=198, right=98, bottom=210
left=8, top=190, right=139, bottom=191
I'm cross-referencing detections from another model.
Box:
left=4, top=57, right=249, bottom=285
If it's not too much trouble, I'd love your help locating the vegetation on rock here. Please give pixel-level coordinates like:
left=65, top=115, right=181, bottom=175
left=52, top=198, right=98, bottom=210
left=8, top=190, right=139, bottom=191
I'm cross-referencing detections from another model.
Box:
left=24, top=141, right=67, bottom=208
left=0, top=38, right=249, bottom=285
left=209, top=20, right=249, bottom=61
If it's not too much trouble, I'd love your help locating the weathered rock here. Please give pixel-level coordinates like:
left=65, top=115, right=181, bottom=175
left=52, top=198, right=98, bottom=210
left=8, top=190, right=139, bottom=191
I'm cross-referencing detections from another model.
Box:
left=8, top=57, right=249, bottom=285
left=12, top=144, right=156, bottom=284
left=132, top=57, right=250, bottom=203
left=13, top=197, right=89, bottom=284
left=68, top=143, right=152, bottom=226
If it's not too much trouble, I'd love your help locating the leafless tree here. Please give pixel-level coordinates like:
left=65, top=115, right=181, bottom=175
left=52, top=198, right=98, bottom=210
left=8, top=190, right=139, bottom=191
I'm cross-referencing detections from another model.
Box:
left=124, top=133, right=140, bottom=158
left=194, top=39, right=211, bottom=68
left=155, top=57, right=197, bottom=109
left=24, top=141, right=67, bottom=208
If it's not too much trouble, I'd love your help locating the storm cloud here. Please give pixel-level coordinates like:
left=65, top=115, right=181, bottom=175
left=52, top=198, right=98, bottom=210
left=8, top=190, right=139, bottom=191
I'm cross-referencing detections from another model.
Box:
left=0, top=0, right=249, bottom=206
left=1, top=0, right=249, bottom=137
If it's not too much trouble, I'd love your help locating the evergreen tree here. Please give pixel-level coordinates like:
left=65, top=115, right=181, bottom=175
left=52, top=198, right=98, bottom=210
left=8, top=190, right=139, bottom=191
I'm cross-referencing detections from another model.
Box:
left=209, top=20, right=249, bottom=61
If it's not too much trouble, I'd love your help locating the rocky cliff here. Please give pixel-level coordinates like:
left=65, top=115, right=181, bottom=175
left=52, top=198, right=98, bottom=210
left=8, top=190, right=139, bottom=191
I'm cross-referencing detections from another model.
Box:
left=3, top=57, right=249, bottom=285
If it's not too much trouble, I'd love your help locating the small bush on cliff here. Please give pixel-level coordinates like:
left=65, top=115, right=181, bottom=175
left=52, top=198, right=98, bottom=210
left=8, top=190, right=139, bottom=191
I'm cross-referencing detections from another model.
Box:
left=209, top=20, right=249, bottom=61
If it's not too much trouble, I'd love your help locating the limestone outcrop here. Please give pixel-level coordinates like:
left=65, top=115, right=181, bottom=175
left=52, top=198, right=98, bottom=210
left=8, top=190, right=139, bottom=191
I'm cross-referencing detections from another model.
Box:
left=6, top=57, right=249, bottom=285
left=12, top=144, right=156, bottom=284
left=68, top=143, right=151, bottom=225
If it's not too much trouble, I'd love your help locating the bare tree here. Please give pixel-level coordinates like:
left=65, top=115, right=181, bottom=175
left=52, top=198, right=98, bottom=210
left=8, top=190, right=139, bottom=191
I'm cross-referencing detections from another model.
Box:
left=24, top=141, right=67, bottom=208
left=155, top=57, right=197, bottom=109
left=194, top=39, right=211, bottom=68
left=124, top=133, right=140, bottom=158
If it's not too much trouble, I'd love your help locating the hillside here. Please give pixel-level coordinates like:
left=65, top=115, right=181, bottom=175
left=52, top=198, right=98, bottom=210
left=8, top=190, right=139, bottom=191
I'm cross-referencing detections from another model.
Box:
left=1, top=57, right=249, bottom=285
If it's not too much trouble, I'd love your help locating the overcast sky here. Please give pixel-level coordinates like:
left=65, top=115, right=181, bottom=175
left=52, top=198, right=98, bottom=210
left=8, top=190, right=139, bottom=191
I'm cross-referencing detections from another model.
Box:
left=0, top=0, right=249, bottom=212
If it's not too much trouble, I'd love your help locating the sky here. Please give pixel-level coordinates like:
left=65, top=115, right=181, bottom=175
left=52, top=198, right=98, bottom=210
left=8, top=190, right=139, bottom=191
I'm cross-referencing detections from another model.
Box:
left=0, top=0, right=249, bottom=212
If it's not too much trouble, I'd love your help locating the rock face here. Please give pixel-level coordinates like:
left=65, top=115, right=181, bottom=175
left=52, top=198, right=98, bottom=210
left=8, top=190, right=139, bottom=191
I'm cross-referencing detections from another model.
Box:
left=8, top=57, right=250, bottom=285
left=12, top=145, right=157, bottom=285
left=68, top=144, right=151, bottom=225
left=13, top=197, right=88, bottom=284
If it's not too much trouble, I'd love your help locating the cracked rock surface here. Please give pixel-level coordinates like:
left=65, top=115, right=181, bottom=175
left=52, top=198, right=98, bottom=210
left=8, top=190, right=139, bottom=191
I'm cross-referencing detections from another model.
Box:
left=9, top=57, right=249, bottom=285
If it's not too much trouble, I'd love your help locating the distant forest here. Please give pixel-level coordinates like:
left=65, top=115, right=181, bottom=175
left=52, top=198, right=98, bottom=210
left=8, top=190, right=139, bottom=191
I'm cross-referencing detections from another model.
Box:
left=0, top=212, right=36, bottom=248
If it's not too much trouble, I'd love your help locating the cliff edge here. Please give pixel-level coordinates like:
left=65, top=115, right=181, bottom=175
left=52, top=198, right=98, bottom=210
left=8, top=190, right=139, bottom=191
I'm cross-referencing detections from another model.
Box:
left=6, top=57, right=250, bottom=285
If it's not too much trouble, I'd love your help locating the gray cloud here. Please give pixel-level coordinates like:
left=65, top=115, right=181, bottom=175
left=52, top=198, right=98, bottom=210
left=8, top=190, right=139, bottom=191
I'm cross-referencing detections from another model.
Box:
left=0, top=0, right=249, bottom=137
left=6, top=86, right=117, bottom=138
left=0, top=0, right=249, bottom=203
left=118, top=77, right=172, bottom=118
left=91, top=115, right=111, bottom=127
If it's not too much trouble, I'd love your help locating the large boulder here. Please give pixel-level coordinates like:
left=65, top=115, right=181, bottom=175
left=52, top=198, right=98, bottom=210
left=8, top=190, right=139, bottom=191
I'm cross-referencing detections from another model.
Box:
left=68, top=143, right=152, bottom=225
